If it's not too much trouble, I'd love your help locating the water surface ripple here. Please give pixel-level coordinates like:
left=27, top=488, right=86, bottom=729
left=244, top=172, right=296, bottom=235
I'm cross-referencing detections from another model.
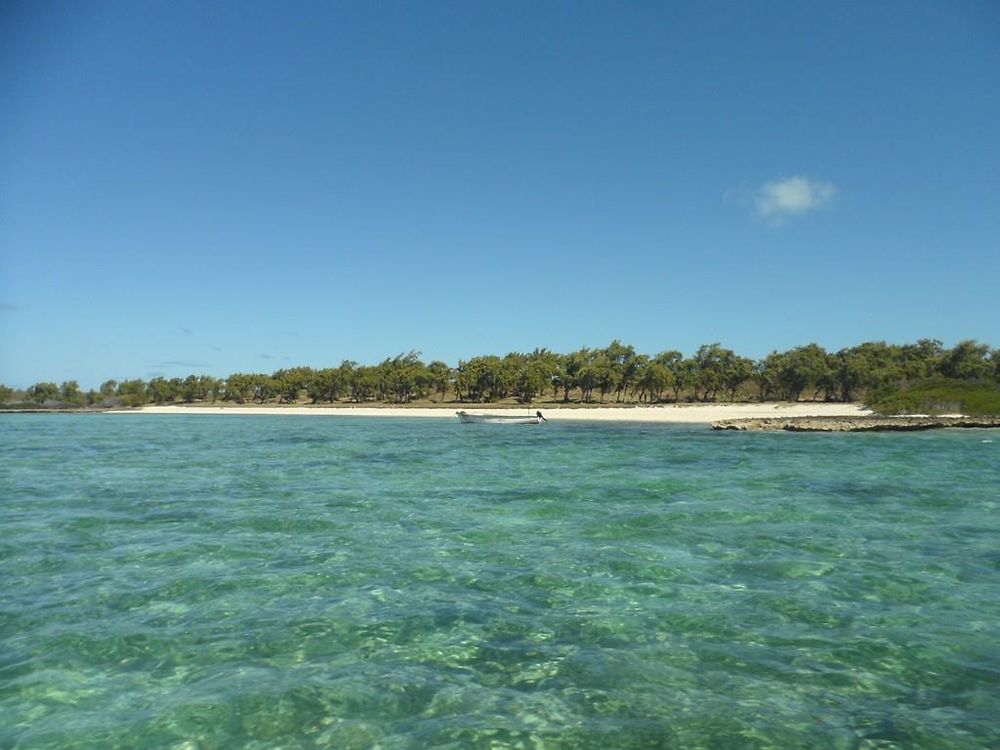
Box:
left=2, top=415, right=998, bottom=748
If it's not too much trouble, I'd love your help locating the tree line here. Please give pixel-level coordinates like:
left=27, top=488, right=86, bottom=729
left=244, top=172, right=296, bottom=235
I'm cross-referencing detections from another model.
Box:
left=3, top=339, right=998, bottom=409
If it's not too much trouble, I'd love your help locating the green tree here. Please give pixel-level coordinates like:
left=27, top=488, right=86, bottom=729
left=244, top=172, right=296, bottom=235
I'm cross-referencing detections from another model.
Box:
left=426, top=361, right=452, bottom=402
left=648, top=351, right=683, bottom=401
left=350, top=366, right=378, bottom=402
left=60, top=380, right=85, bottom=406
left=377, top=352, right=428, bottom=403
left=833, top=342, right=900, bottom=402
left=576, top=362, right=598, bottom=403
left=816, top=352, right=841, bottom=401
left=337, top=361, right=357, bottom=395
left=575, top=353, right=615, bottom=403
left=668, top=358, right=697, bottom=401
left=0, top=384, right=15, bottom=403
left=29, top=382, right=60, bottom=404
left=455, top=356, right=508, bottom=402
left=178, top=374, right=222, bottom=402
left=476, top=355, right=508, bottom=402
left=511, top=356, right=551, bottom=403
left=595, top=355, right=618, bottom=402
left=753, top=353, right=781, bottom=402
left=117, top=379, right=150, bottom=407
left=689, top=344, right=754, bottom=402
left=938, top=340, right=991, bottom=380
left=555, top=349, right=591, bottom=402
left=169, top=378, right=185, bottom=398
left=775, top=344, right=830, bottom=401
left=307, top=368, right=346, bottom=403
left=604, top=340, right=639, bottom=402
left=454, top=361, right=473, bottom=402
left=525, top=349, right=561, bottom=400
left=899, top=339, right=944, bottom=379
left=721, top=355, right=754, bottom=401
left=272, top=367, right=315, bottom=403
left=148, top=377, right=177, bottom=403
left=692, top=343, right=737, bottom=401
left=224, top=372, right=264, bottom=403
left=635, top=359, right=670, bottom=403
left=205, top=376, right=223, bottom=401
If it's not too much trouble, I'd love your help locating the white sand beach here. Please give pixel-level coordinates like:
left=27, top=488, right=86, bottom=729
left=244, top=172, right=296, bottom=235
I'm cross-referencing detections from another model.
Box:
left=120, top=402, right=872, bottom=423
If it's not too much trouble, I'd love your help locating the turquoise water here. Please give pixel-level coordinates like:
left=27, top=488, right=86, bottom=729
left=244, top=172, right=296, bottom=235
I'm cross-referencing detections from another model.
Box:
left=2, top=415, right=998, bottom=749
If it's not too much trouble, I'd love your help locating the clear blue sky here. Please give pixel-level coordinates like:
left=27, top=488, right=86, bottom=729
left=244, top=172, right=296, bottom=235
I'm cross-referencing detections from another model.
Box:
left=2, top=1, right=998, bottom=388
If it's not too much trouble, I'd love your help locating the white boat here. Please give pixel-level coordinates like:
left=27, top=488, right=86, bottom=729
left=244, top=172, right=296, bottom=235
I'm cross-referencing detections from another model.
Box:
left=456, top=410, right=546, bottom=424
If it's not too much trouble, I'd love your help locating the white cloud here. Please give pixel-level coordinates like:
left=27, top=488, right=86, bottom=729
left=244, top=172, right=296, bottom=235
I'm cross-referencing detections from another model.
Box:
left=754, top=176, right=837, bottom=220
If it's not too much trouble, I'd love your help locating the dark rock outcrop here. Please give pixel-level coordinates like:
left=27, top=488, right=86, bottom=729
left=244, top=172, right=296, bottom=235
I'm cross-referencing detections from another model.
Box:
left=711, top=416, right=1000, bottom=432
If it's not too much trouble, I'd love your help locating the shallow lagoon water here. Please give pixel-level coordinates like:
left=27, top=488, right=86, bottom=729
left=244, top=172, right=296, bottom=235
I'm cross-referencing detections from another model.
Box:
left=2, top=414, right=998, bottom=749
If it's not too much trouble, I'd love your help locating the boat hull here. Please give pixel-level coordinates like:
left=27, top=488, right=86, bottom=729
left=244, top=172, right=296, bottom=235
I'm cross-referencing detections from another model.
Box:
left=456, top=411, right=544, bottom=424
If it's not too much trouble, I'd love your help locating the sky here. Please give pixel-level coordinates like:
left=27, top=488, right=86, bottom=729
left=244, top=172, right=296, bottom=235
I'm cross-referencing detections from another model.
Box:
left=2, top=1, right=998, bottom=389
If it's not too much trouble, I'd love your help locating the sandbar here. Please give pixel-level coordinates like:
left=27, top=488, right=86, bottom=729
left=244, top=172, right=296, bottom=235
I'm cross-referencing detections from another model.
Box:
left=116, top=402, right=872, bottom=423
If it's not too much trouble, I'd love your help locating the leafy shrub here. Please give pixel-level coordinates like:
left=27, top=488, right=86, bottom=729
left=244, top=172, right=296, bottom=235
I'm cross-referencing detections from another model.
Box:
left=866, top=378, right=1000, bottom=415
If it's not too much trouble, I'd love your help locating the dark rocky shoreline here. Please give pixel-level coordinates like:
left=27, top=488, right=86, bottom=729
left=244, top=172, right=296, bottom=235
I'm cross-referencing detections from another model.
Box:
left=712, top=416, right=1000, bottom=432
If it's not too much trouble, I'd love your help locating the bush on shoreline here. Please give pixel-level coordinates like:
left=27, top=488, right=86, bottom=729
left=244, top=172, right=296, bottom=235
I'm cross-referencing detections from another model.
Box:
left=866, top=379, right=1000, bottom=416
